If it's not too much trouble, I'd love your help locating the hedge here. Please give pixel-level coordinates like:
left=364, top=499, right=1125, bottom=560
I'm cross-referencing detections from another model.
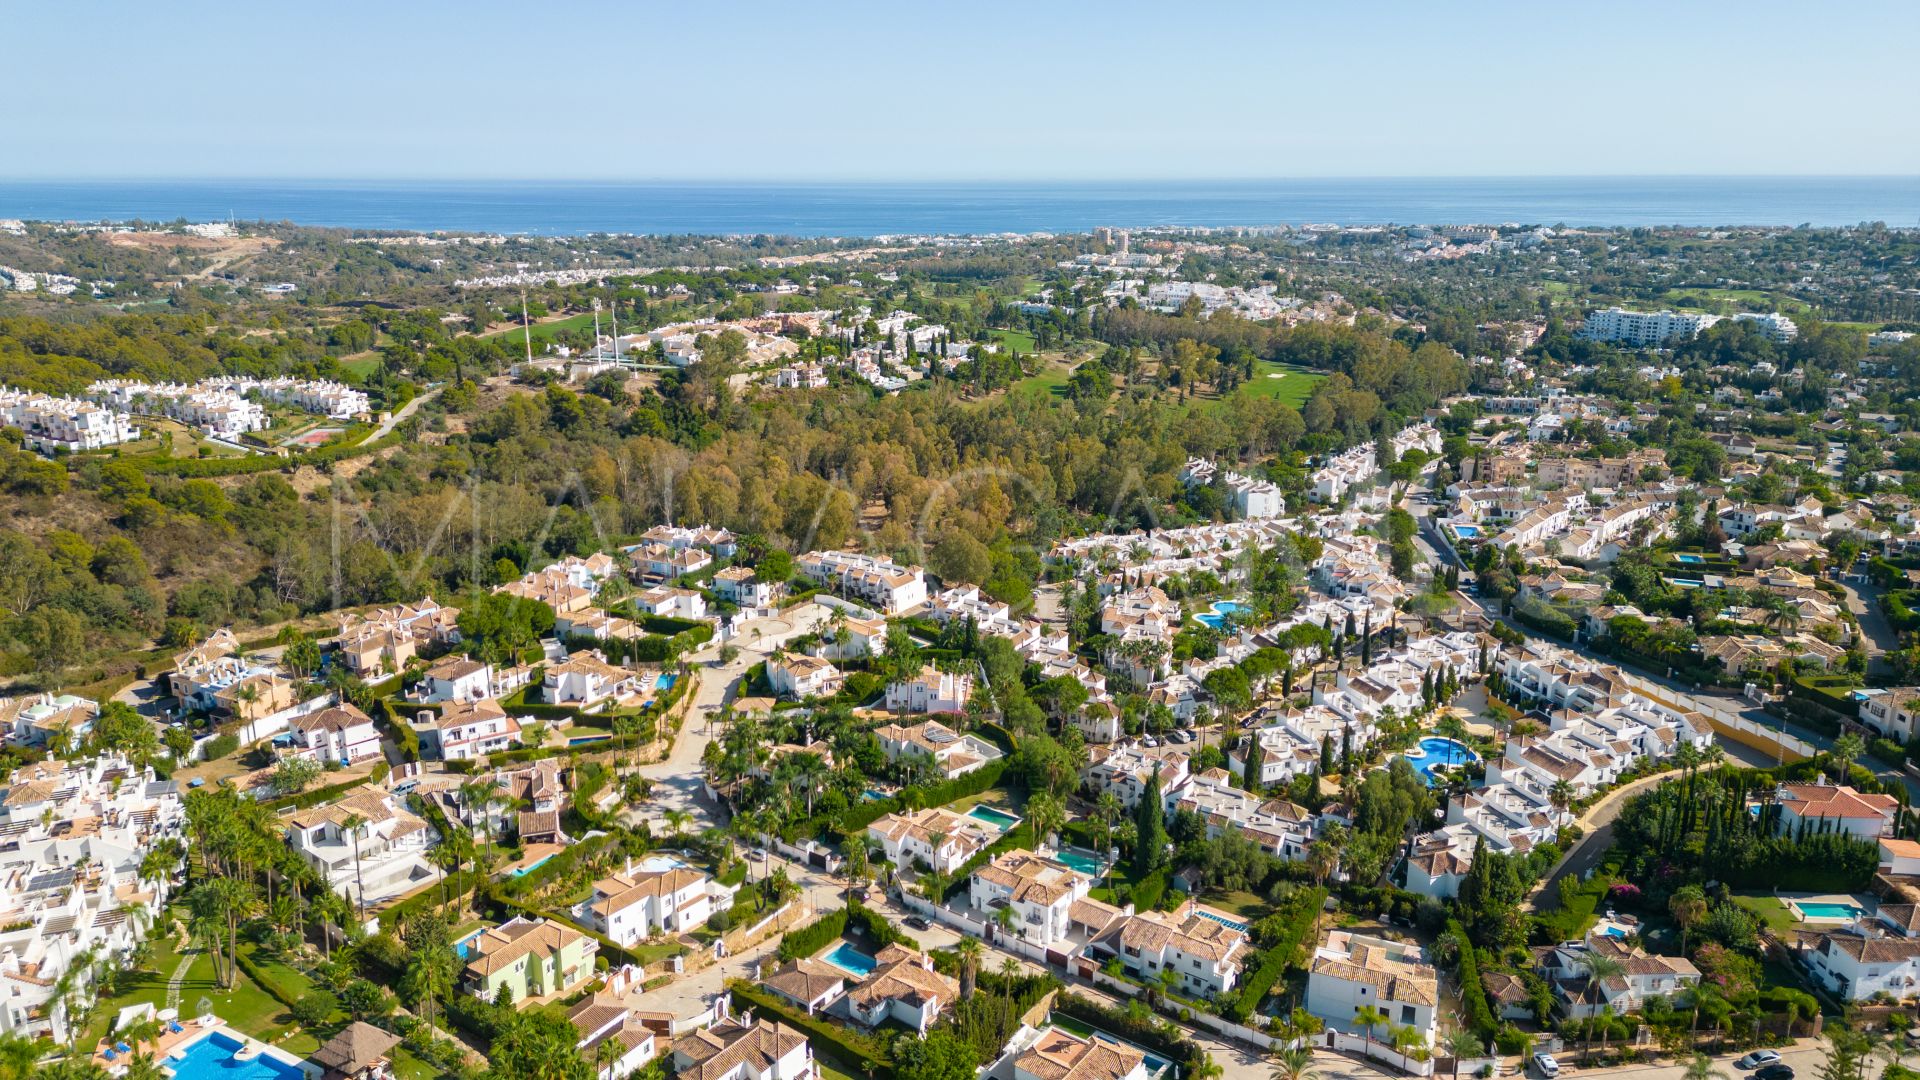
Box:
left=377, top=698, right=423, bottom=762
left=729, top=982, right=891, bottom=1077
left=1450, top=920, right=1497, bottom=1039
left=1052, top=993, right=1207, bottom=1077
left=774, top=900, right=914, bottom=963
left=1124, top=866, right=1173, bottom=912
left=832, top=758, right=1010, bottom=838
left=235, top=945, right=309, bottom=1011
left=1225, top=886, right=1323, bottom=1019
left=943, top=820, right=1038, bottom=902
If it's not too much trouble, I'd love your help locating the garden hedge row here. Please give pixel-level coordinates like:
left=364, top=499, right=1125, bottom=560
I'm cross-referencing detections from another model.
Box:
left=1450, top=920, right=1497, bottom=1039
left=729, top=982, right=891, bottom=1077
left=1225, top=886, right=1323, bottom=1019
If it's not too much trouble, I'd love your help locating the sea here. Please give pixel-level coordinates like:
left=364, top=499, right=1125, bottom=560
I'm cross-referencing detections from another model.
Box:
left=0, top=177, right=1915, bottom=237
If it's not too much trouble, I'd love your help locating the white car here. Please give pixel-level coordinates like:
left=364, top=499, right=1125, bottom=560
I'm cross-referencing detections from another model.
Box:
left=1532, top=1054, right=1561, bottom=1078
left=1737, top=1053, right=1782, bottom=1071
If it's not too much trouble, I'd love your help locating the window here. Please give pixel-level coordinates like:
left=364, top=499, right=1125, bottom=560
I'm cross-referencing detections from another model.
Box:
left=1400, top=1006, right=1416, bottom=1024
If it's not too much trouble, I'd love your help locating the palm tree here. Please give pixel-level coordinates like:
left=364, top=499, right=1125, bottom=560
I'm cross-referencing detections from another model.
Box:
left=1669, top=887, right=1708, bottom=957
left=998, top=957, right=1021, bottom=1030
left=1269, top=1046, right=1319, bottom=1080
left=1096, top=791, right=1123, bottom=853
left=1547, top=780, right=1574, bottom=817
left=1446, top=1031, right=1484, bottom=1080
left=1830, top=733, right=1865, bottom=782
left=1575, top=951, right=1626, bottom=1063
left=340, top=812, right=370, bottom=919
left=956, top=937, right=984, bottom=1002
left=1027, top=793, right=1067, bottom=853
left=1683, top=1053, right=1731, bottom=1080
left=1352, top=1006, right=1389, bottom=1050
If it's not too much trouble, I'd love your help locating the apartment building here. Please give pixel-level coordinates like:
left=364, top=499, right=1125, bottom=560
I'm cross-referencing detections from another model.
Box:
left=883, top=664, right=973, bottom=715
left=1, top=693, right=98, bottom=748
left=1174, top=769, right=1317, bottom=862
left=0, top=387, right=139, bottom=454
left=796, top=550, right=927, bottom=614
left=0, top=754, right=184, bottom=1041
left=1081, top=742, right=1191, bottom=811
left=1577, top=307, right=1720, bottom=347
left=334, top=598, right=462, bottom=677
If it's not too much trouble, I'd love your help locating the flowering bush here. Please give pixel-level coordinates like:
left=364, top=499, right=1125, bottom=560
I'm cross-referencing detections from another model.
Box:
left=1605, top=882, right=1642, bottom=906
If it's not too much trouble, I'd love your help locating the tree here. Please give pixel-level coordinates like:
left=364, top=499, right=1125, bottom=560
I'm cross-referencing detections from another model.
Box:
left=929, top=530, right=993, bottom=586
left=272, top=755, right=323, bottom=795
left=1134, top=775, right=1168, bottom=877
left=1669, top=886, right=1709, bottom=957
left=1269, top=1046, right=1319, bottom=1080
left=290, top=991, right=337, bottom=1029
left=894, top=1029, right=980, bottom=1080
left=1829, top=733, right=1865, bottom=782
left=955, top=936, right=984, bottom=1002
left=485, top=1007, right=593, bottom=1080
left=1353, top=1005, right=1389, bottom=1049
left=1574, top=951, right=1625, bottom=1063
left=1684, top=1053, right=1731, bottom=1080
left=1027, top=792, right=1067, bottom=851
left=1447, top=1031, right=1484, bottom=1080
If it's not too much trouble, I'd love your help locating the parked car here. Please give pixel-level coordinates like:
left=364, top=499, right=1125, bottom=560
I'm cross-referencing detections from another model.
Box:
left=749, top=848, right=768, bottom=860
left=1737, top=1053, right=1782, bottom=1071
left=1752, top=1066, right=1794, bottom=1080
left=1142, top=735, right=1159, bottom=747
left=903, top=916, right=931, bottom=931
left=1531, top=1054, right=1560, bottom=1078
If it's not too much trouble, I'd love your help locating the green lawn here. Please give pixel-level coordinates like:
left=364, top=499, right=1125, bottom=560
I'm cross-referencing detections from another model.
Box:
left=1230, top=361, right=1325, bottom=409
left=337, top=352, right=382, bottom=378
left=85, top=932, right=297, bottom=1049
left=1200, top=889, right=1273, bottom=920
left=1732, top=894, right=1800, bottom=935
left=482, top=311, right=601, bottom=346
left=989, top=328, right=1038, bottom=354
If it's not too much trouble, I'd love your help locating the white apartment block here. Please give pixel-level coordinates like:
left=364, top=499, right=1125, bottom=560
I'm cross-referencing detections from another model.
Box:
left=883, top=664, right=972, bottom=714
left=1174, top=769, right=1318, bottom=862
left=0, top=387, right=141, bottom=454
left=796, top=550, right=927, bottom=614
left=1310, top=444, right=1380, bottom=503
left=873, top=719, right=1002, bottom=779
left=1577, top=307, right=1720, bottom=347
left=1180, top=458, right=1285, bottom=519
left=1082, top=743, right=1191, bottom=811
left=1732, top=311, right=1799, bottom=344
left=0, top=754, right=185, bottom=1042
left=1088, top=906, right=1251, bottom=999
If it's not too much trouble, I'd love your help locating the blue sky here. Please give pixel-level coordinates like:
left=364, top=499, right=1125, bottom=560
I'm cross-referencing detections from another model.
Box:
left=10, top=0, right=1918, bottom=180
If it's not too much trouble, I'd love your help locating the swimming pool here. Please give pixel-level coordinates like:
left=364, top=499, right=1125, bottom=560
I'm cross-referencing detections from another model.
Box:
left=1194, top=600, right=1248, bottom=631
left=824, top=942, right=877, bottom=977
left=966, top=805, right=1022, bottom=831
left=1194, top=909, right=1250, bottom=933
left=510, top=854, right=555, bottom=878
left=168, top=1032, right=305, bottom=1080
left=655, top=673, right=677, bottom=692
left=860, top=788, right=890, bottom=802
left=1668, top=577, right=1704, bottom=588
left=1052, top=849, right=1105, bottom=876
left=454, top=929, right=485, bottom=958
left=1674, top=553, right=1706, bottom=564
left=1450, top=524, right=1482, bottom=539
left=567, top=735, right=611, bottom=746
left=1795, top=901, right=1866, bottom=921
left=1401, top=736, right=1478, bottom=787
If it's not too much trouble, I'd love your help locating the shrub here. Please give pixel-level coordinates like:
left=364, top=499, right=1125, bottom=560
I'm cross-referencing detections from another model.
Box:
left=729, top=982, right=891, bottom=1073
left=1225, top=886, right=1324, bottom=1019
left=290, top=991, right=338, bottom=1028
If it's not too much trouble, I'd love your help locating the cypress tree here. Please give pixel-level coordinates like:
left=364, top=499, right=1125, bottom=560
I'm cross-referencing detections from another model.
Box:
left=1135, top=775, right=1168, bottom=875
left=1244, top=740, right=1264, bottom=793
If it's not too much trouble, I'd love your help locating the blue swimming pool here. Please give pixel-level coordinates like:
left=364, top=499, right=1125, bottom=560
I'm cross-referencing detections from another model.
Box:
left=168, top=1032, right=305, bottom=1080
left=454, top=929, right=485, bottom=958
left=1401, top=736, right=1478, bottom=787
left=567, top=735, right=611, bottom=747
left=1451, top=524, right=1481, bottom=539
left=824, top=942, right=877, bottom=977
left=655, top=673, right=677, bottom=692
left=861, top=788, right=890, bottom=802
left=1194, top=909, right=1250, bottom=933
left=1674, top=553, right=1706, bottom=564
left=1796, top=901, right=1866, bottom=921
left=510, top=854, right=555, bottom=878
left=966, top=805, right=1022, bottom=831
left=1053, top=849, right=1105, bottom=876
left=1193, top=600, right=1249, bottom=631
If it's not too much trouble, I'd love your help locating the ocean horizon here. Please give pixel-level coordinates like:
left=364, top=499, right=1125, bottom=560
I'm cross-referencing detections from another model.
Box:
left=0, top=176, right=1915, bottom=237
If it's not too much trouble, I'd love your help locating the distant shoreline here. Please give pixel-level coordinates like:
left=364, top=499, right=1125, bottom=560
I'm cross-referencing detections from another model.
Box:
left=1, top=176, right=1915, bottom=237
